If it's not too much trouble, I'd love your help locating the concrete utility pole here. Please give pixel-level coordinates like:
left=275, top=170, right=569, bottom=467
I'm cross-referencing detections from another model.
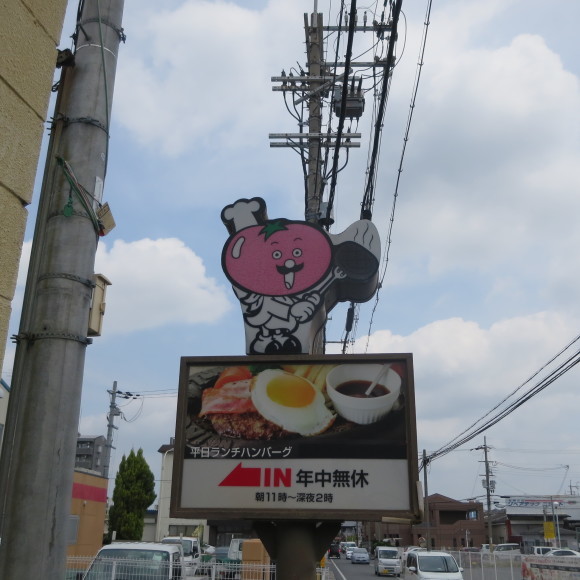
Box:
left=103, top=380, right=121, bottom=480
left=0, top=0, right=124, bottom=577
left=305, top=11, right=324, bottom=223
left=476, top=437, right=494, bottom=546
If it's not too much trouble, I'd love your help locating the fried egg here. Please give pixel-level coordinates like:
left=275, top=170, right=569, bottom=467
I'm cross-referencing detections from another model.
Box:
left=251, top=369, right=335, bottom=436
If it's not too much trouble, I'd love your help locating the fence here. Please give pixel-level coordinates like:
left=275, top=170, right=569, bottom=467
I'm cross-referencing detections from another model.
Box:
left=450, top=550, right=523, bottom=580
left=66, top=556, right=335, bottom=580
left=449, top=551, right=580, bottom=580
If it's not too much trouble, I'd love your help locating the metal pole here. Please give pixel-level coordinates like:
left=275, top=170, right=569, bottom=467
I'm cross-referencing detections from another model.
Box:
left=552, top=500, right=561, bottom=548
left=423, top=450, right=431, bottom=550
left=0, top=1, right=124, bottom=577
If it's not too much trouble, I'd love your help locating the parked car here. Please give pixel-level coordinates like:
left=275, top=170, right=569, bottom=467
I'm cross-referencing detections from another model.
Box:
left=403, top=547, right=426, bottom=560
left=531, top=546, right=552, bottom=556
left=161, top=536, right=200, bottom=576
left=342, top=541, right=357, bottom=554
left=493, top=543, right=521, bottom=557
left=545, top=549, right=580, bottom=557
left=375, top=546, right=402, bottom=577
left=328, top=543, right=341, bottom=558
left=351, top=547, right=370, bottom=564
left=80, top=542, right=184, bottom=580
left=404, top=550, right=463, bottom=580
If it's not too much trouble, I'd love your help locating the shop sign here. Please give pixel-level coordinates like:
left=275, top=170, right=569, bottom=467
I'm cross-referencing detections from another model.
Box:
left=171, top=353, right=420, bottom=521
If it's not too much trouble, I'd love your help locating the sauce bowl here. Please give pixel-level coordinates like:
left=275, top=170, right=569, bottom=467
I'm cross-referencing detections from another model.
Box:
left=326, top=363, right=402, bottom=424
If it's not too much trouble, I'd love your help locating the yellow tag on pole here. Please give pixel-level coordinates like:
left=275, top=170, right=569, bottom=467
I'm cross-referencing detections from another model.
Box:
left=544, top=521, right=555, bottom=540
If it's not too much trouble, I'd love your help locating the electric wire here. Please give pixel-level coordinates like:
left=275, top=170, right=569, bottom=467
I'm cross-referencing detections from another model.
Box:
left=430, top=332, right=580, bottom=457
left=325, top=0, right=359, bottom=225
left=428, top=340, right=580, bottom=463
left=363, top=0, right=433, bottom=351
left=360, top=0, right=403, bottom=219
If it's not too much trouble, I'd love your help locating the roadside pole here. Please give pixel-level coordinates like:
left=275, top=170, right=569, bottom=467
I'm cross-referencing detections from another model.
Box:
left=0, top=0, right=124, bottom=577
left=423, top=450, right=431, bottom=550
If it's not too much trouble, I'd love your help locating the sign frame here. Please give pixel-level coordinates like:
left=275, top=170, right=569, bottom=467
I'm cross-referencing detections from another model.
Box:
left=171, top=353, right=420, bottom=522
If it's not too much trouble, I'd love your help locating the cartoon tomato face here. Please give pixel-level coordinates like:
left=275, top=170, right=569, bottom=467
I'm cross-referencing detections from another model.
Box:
left=222, top=220, right=333, bottom=296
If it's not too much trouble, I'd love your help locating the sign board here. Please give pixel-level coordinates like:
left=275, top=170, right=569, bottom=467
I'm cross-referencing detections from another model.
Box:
left=171, top=353, right=420, bottom=521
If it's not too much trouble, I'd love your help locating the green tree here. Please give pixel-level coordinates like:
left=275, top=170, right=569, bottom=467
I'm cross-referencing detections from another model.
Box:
left=108, top=448, right=156, bottom=541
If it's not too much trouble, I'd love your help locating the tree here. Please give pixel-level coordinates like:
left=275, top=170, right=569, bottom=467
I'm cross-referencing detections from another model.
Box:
left=108, top=448, right=156, bottom=541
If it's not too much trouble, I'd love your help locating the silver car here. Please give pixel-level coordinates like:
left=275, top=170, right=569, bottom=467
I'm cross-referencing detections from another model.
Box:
left=351, top=547, right=370, bottom=564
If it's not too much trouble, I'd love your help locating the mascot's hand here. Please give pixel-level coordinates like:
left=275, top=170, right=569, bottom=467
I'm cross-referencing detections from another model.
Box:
left=290, top=293, right=321, bottom=322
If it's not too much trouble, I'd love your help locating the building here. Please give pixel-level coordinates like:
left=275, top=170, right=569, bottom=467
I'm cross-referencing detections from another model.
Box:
left=0, top=0, right=68, bottom=379
left=489, top=495, right=580, bottom=552
left=75, top=435, right=107, bottom=476
left=414, top=494, right=486, bottom=549
left=157, top=442, right=210, bottom=543
left=68, top=468, right=108, bottom=557
left=362, top=493, right=486, bottom=550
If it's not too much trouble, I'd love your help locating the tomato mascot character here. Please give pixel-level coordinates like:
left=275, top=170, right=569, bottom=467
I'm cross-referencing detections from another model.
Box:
left=221, top=197, right=381, bottom=355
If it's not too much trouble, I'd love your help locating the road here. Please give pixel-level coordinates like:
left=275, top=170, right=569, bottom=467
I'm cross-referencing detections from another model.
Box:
left=326, top=554, right=522, bottom=580
left=326, top=555, right=376, bottom=580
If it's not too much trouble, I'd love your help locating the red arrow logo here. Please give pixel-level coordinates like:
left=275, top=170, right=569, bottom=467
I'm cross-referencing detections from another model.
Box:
left=219, top=462, right=261, bottom=487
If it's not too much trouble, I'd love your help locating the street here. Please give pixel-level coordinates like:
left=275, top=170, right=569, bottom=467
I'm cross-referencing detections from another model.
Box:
left=326, top=554, right=522, bottom=580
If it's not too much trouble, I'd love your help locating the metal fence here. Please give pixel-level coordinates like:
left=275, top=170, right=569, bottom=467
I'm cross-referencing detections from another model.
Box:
left=66, top=556, right=335, bottom=580
left=449, top=551, right=523, bottom=580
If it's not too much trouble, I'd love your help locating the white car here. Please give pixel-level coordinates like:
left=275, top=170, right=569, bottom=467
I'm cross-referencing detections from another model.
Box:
left=82, top=542, right=185, bottom=580
left=351, top=547, right=370, bottom=564
left=404, top=550, right=463, bottom=580
left=375, top=546, right=402, bottom=577
left=161, top=537, right=200, bottom=576
left=492, top=543, right=521, bottom=558
left=545, top=549, right=580, bottom=557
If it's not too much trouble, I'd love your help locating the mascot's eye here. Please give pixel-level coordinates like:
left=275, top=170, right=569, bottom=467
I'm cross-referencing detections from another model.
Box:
left=293, top=248, right=302, bottom=258
left=272, top=250, right=282, bottom=259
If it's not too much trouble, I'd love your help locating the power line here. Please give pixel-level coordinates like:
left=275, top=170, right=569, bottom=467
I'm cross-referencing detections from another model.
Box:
left=363, top=0, right=432, bottom=352
left=427, top=334, right=580, bottom=462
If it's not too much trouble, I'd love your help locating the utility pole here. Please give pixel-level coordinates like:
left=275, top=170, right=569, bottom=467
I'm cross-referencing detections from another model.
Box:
left=476, top=437, right=494, bottom=547
left=423, top=450, right=431, bottom=550
left=103, top=380, right=121, bottom=480
left=0, top=1, right=124, bottom=578
left=305, top=11, right=324, bottom=223
left=263, top=3, right=401, bottom=577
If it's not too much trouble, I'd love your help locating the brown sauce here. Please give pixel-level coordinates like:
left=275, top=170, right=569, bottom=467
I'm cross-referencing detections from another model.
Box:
left=336, top=380, right=390, bottom=398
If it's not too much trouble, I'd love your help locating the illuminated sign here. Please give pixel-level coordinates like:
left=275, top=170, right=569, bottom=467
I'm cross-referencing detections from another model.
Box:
left=171, top=353, right=420, bottom=521
left=221, top=197, right=381, bottom=355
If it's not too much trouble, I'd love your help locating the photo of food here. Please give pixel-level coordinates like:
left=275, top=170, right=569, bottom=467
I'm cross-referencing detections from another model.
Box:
left=180, top=355, right=414, bottom=460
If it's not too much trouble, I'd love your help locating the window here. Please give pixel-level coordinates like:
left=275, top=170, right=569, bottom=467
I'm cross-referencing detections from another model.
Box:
left=68, top=515, right=80, bottom=545
left=417, top=555, right=460, bottom=573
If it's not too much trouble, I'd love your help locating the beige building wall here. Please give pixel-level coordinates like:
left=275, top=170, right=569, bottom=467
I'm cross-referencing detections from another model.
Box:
left=0, top=0, right=69, bottom=378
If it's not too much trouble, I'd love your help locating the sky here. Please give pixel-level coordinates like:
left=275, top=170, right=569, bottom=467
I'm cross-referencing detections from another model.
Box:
left=3, top=0, right=580, bottom=511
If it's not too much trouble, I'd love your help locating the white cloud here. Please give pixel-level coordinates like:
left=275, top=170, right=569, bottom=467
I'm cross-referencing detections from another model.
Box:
left=360, top=311, right=578, bottom=421
left=95, top=238, right=232, bottom=334
left=114, top=0, right=309, bottom=155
